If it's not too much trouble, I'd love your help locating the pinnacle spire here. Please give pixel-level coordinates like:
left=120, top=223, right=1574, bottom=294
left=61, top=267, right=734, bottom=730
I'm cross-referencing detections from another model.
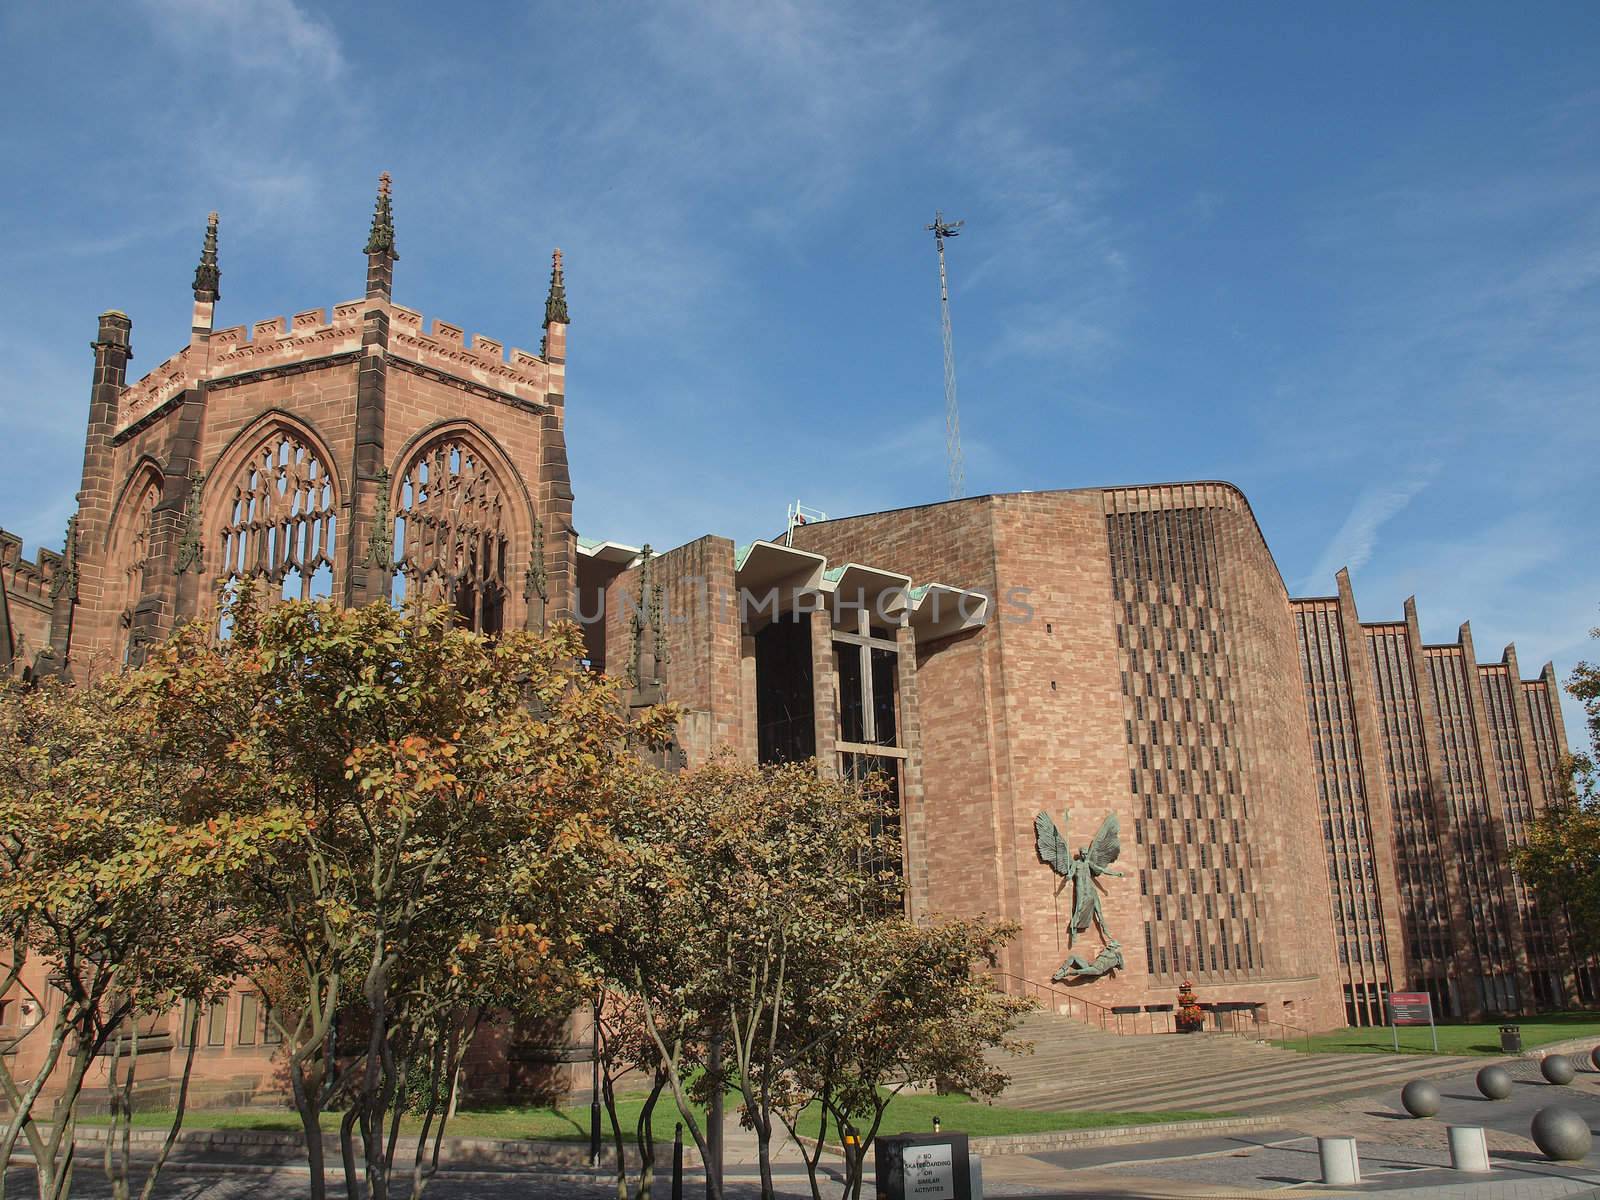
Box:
left=544, top=247, right=568, bottom=326
left=364, top=171, right=398, bottom=259
left=192, top=211, right=220, bottom=302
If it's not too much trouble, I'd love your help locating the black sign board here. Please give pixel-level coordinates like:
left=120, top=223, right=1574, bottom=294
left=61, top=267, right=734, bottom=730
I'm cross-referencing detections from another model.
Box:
left=874, top=1132, right=972, bottom=1200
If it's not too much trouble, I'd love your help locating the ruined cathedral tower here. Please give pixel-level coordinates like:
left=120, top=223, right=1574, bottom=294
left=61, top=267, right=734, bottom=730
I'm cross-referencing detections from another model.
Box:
left=18, top=176, right=574, bottom=676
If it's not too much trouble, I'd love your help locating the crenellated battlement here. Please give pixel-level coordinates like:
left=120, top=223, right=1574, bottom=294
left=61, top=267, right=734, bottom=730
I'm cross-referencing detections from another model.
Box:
left=115, top=300, right=558, bottom=433
left=0, top=528, right=61, bottom=609
left=386, top=304, right=554, bottom=406
left=116, top=346, right=194, bottom=432
left=206, top=301, right=364, bottom=383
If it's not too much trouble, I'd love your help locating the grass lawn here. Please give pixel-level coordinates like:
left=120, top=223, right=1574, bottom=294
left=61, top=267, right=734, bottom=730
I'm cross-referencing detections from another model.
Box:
left=1280, top=1011, right=1600, bottom=1056
left=79, top=1090, right=1211, bottom=1143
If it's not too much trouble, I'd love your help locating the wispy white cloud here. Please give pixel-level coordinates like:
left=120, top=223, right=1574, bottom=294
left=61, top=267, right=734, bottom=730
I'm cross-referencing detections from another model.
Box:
left=993, top=305, right=1117, bottom=364
left=135, top=0, right=343, bottom=81
left=1303, top=469, right=1437, bottom=591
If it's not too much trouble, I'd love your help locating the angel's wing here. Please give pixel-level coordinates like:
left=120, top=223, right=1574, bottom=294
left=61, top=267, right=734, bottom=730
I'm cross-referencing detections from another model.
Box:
left=1034, top=810, right=1073, bottom=875
left=1087, top=812, right=1121, bottom=870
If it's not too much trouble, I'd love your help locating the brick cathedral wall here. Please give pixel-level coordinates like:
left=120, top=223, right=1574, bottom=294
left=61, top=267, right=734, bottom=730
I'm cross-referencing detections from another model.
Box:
left=793, top=490, right=1346, bottom=1028
left=986, top=492, right=1151, bottom=999
left=1287, top=576, right=1581, bottom=1017
left=74, top=305, right=570, bottom=669
left=790, top=499, right=1011, bottom=946
left=72, top=406, right=193, bottom=670
left=383, top=366, right=563, bottom=623
left=600, top=536, right=743, bottom=765
left=0, top=537, right=58, bottom=669
left=1293, top=597, right=1393, bottom=1026
left=193, top=363, right=362, bottom=612
left=1100, top=484, right=1342, bottom=1028
left=1195, top=490, right=1342, bottom=1027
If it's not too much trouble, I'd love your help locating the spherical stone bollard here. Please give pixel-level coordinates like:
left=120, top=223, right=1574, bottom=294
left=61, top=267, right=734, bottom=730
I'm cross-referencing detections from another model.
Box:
left=1531, top=1106, right=1592, bottom=1162
left=1401, top=1080, right=1441, bottom=1118
left=1591, top=1045, right=1600, bottom=1071
left=1476, top=1065, right=1514, bottom=1100
left=1542, top=1054, right=1576, bottom=1085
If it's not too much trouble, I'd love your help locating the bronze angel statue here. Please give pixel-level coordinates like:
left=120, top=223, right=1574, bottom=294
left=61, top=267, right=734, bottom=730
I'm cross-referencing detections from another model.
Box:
left=1035, top=809, right=1124, bottom=980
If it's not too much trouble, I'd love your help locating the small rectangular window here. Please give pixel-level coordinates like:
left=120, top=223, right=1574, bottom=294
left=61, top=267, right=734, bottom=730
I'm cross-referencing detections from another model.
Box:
left=206, top=997, right=228, bottom=1047
left=237, top=994, right=259, bottom=1046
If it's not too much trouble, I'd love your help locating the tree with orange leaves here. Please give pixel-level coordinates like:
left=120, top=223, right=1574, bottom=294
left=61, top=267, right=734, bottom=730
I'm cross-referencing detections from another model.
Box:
left=125, top=587, right=673, bottom=1200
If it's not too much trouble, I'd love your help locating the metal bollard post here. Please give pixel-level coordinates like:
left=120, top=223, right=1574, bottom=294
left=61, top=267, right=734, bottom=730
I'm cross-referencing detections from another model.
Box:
left=969, top=1152, right=985, bottom=1199
left=672, top=1121, right=684, bottom=1200
left=1318, top=1136, right=1360, bottom=1185
left=1447, top=1125, right=1490, bottom=1173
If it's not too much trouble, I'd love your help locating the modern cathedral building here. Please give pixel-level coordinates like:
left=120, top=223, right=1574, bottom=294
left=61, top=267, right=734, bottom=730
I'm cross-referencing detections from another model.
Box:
left=0, top=182, right=1583, bottom=1100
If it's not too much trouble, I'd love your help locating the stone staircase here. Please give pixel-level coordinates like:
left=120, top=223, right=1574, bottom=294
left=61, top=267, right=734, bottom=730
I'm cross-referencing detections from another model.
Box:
left=989, top=1011, right=1476, bottom=1115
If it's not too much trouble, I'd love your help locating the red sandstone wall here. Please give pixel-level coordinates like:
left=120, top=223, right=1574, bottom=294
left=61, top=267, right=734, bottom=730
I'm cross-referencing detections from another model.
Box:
left=988, top=492, right=1151, bottom=1001
left=1195, top=489, right=1343, bottom=1027
left=796, top=488, right=1347, bottom=1030
left=17, top=278, right=575, bottom=1102
left=602, top=536, right=744, bottom=764
left=382, top=365, right=559, bottom=620
left=790, top=499, right=1008, bottom=936
left=0, top=533, right=59, bottom=670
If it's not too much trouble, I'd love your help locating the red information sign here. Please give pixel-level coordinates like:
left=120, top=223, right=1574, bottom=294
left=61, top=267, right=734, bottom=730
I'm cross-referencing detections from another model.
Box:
left=1389, top=991, right=1433, bottom=1026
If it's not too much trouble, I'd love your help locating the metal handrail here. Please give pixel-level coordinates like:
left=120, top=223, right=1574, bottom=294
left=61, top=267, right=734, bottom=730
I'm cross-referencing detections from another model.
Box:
left=1252, top=1010, right=1314, bottom=1053
left=992, top=971, right=1162, bottom=1035
left=994, top=972, right=1316, bottom=1048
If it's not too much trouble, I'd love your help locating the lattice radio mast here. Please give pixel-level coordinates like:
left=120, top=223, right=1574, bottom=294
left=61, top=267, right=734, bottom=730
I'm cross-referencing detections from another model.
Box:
left=926, top=210, right=966, bottom=499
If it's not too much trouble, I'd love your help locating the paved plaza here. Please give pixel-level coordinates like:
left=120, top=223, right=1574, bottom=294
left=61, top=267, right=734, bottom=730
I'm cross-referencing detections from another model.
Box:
left=11, top=1052, right=1600, bottom=1198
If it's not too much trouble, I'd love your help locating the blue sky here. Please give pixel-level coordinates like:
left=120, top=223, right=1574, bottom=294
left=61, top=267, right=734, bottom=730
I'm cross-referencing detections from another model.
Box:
left=1, top=1, right=1596, bottom=743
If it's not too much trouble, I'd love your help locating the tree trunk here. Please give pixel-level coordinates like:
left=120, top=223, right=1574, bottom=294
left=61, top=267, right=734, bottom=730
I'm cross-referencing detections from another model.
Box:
left=289, top=1053, right=328, bottom=1200
left=633, top=1069, right=667, bottom=1200
left=138, top=1006, right=202, bottom=1200
left=600, top=1049, right=627, bottom=1200
left=338, top=1105, right=362, bottom=1200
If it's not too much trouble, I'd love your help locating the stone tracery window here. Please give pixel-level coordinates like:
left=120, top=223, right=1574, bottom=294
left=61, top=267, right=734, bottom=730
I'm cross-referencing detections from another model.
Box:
left=217, top=431, right=338, bottom=604
left=390, top=438, right=509, bottom=635
left=116, top=475, right=161, bottom=629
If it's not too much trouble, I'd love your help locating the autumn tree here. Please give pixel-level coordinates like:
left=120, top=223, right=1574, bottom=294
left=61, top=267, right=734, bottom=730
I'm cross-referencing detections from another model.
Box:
left=584, top=991, right=671, bottom=1200
left=1514, top=622, right=1600, bottom=958
left=125, top=591, right=671, bottom=1200
left=596, top=757, right=907, bottom=1200
left=771, top=917, right=1032, bottom=1200
left=0, top=674, right=242, bottom=1200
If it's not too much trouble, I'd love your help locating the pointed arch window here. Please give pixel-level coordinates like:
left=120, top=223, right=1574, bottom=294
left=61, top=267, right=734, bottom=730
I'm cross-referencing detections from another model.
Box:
left=217, top=431, right=337, bottom=604
left=390, top=438, right=508, bottom=635
left=116, top=475, right=161, bottom=630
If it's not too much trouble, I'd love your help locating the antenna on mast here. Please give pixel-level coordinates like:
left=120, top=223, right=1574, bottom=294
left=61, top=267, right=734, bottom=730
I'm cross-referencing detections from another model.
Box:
left=926, top=210, right=966, bottom=499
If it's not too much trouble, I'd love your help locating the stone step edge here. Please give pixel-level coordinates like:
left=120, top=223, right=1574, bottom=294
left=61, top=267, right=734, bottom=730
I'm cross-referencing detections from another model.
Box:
left=999, top=1050, right=1379, bottom=1088
left=1078, top=1072, right=1463, bottom=1116
left=1019, top=1057, right=1479, bottom=1113
left=999, top=1057, right=1473, bottom=1103
left=1003, top=1057, right=1475, bottom=1109
left=1013, top=1054, right=1476, bottom=1103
